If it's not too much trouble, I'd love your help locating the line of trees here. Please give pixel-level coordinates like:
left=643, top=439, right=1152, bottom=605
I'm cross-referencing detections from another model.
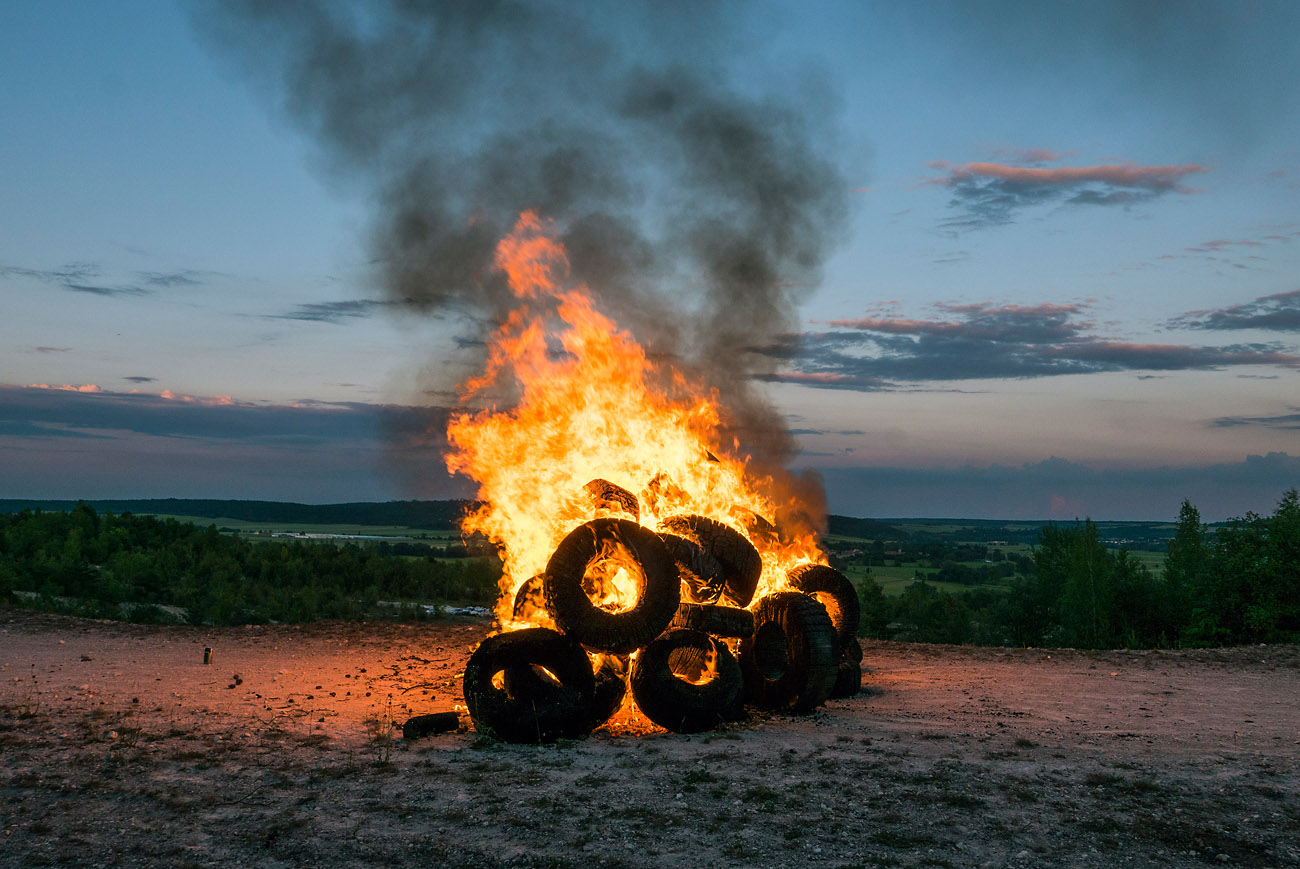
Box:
left=869, top=489, right=1300, bottom=648
left=0, top=504, right=497, bottom=625
left=4, top=493, right=1297, bottom=648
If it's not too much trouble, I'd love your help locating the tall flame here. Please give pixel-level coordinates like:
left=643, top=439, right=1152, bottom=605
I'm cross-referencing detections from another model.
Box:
left=446, top=212, right=823, bottom=623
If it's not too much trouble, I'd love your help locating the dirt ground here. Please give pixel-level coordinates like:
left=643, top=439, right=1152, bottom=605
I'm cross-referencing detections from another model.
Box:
left=1, top=607, right=1297, bottom=868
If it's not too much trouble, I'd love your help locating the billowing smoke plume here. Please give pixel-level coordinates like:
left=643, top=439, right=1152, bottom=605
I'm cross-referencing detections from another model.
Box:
left=195, top=1, right=852, bottom=503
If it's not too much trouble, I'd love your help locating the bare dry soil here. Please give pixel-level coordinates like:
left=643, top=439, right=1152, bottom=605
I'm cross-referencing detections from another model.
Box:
left=2, top=608, right=1298, bottom=868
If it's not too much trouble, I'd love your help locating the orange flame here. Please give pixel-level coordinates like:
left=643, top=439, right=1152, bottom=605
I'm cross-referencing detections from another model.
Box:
left=446, top=211, right=824, bottom=624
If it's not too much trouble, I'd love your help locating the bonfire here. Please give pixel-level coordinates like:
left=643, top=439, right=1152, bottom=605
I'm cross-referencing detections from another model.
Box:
left=452, top=213, right=863, bottom=741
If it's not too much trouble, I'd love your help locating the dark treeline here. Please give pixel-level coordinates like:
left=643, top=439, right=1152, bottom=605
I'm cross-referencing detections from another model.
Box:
left=0, top=499, right=474, bottom=530
left=867, top=490, right=1300, bottom=648
left=0, top=505, right=497, bottom=625
left=4, top=494, right=1297, bottom=648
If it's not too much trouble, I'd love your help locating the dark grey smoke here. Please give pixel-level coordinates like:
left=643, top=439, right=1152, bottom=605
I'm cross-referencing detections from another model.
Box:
left=194, top=0, right=854, bottom=499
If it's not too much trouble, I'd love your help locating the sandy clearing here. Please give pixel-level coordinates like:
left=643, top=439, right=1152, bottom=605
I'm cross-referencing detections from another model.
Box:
left=2, top=608, right=1298, bottom=868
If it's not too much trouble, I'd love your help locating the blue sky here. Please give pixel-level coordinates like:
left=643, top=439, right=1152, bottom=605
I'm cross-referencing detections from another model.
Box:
left=2, top=1, right=1298, bottom=521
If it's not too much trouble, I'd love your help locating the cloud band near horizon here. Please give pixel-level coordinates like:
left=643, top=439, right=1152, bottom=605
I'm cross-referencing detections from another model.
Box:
left=0, top=383, right=1296, bottom=521
left=756, top=296, right=1300, bottom=390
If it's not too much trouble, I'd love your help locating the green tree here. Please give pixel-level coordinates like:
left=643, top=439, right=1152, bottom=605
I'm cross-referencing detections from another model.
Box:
left=1162, top=499, right=1204, bottom=638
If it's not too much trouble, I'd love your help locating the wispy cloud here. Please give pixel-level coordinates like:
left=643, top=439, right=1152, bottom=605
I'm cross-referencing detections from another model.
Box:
left=1171, top=289, right=1300, bottom=332
left=758, top=301, right=1300, bottom=390
left=1, top=261, right=148, bottom=297
left=271, top=299, right=392, bottom=323
left=0, top=384, right=446, bottom=446
left=1, top=262, right=212, bottom=297
left=924, top=158, right=1207, bottom=229
left=1137, top=226, right=1299, bottom=272
left=788, top=427, right=867, bottom=437
left=1212, top=408, right=1300, bottom=430
left=25, top=383, right=103, bottom=393
left=139, top=269, right=209, bottom=288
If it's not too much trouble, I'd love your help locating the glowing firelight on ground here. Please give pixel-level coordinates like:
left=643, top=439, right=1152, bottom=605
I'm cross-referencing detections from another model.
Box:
left=445, top=212, right=825, bottom=624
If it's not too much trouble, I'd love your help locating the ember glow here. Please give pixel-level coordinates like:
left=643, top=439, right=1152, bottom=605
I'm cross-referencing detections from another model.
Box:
left=445, top=212, right=825, bottom=624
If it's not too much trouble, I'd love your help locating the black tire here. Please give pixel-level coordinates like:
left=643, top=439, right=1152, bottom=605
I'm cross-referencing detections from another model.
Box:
left=660, top=515, right=763, bottom=608
left=829, top=658, right=862, bottom=699
left=659, top=532, right=726, bottom=604
left=841, top=634, right=863, bottom=664
left=402, top=711, right=461, bottom=739
left=583, top=478, right=640, bottom=521
left=670, top=603, right=755, bottom=639
left=785, top=564, right=861, bottom=654
left=739, top=592, right=838, bottom=713
left=544, top=518, right=679, bottom=654
left=739, top=511, right=778, bottom=546
left=463, top=628, right=596, bottom=743
left=630, top=628, right=743, bottom=733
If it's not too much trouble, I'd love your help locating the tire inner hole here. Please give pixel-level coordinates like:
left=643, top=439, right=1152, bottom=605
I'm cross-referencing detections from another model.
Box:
left=492, top=664, right=561, bottom=695
left=582, top=544, right=642, bottom=614
left=668, top=644, right=717, bottom=685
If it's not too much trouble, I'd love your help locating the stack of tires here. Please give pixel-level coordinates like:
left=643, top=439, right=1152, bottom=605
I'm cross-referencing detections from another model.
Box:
left=462, top=498, right=864, bottom=743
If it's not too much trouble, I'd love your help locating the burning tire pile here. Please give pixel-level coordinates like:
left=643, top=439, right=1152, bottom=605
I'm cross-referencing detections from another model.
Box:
left=462, top=482, right=864, bottom=743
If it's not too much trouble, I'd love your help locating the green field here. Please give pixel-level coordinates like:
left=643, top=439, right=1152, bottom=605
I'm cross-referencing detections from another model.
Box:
left=142, top=513, right=460, bottom=541
left=841, top=562, right=1015, bottom=597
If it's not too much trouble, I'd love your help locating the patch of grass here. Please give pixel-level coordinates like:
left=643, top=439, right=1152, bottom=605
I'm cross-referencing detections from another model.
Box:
left=1250, top=784, right=1286, bottom=800
left=742, top=784, right=782, bottom=802
left=721, top=838, right=759, bottom=860
left=363, top=699, right=396, bottom=767
left=1083, top=771, right=1126, bottom=788
left=13, top=667, right=43, bottom=719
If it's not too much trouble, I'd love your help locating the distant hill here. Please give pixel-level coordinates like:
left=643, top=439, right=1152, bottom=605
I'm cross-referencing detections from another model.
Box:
left=0, top=500, right=1185, bottom=548
left=876, top=516, right=1181, bottom=550
left=0, top=499, right=476, bottom=530
left=826, top=515, right=906, bottom=540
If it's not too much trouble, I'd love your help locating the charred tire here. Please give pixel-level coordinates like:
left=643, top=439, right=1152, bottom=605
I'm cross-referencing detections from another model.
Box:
left=463, top=628, right=596, bottom=743
left=584, top=478, right=639, bottom=521
left=739, top=592, right=838, bottom=713
left=401, top=711, right=461, bottom=740
left=630, top=628, right=743, bottom=733
left=841, top=635, right=863, bottom=664
left=786, top=564, right=861, bottom=654
left=670, top=603, right=755, bottom=639
left=660, top=515, right=762, bottom=608
left=829, top=658, right=862, bottom=699
left=659, top=532, right=726, bottom=604
left=544, top=519, right=679, bottom=655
